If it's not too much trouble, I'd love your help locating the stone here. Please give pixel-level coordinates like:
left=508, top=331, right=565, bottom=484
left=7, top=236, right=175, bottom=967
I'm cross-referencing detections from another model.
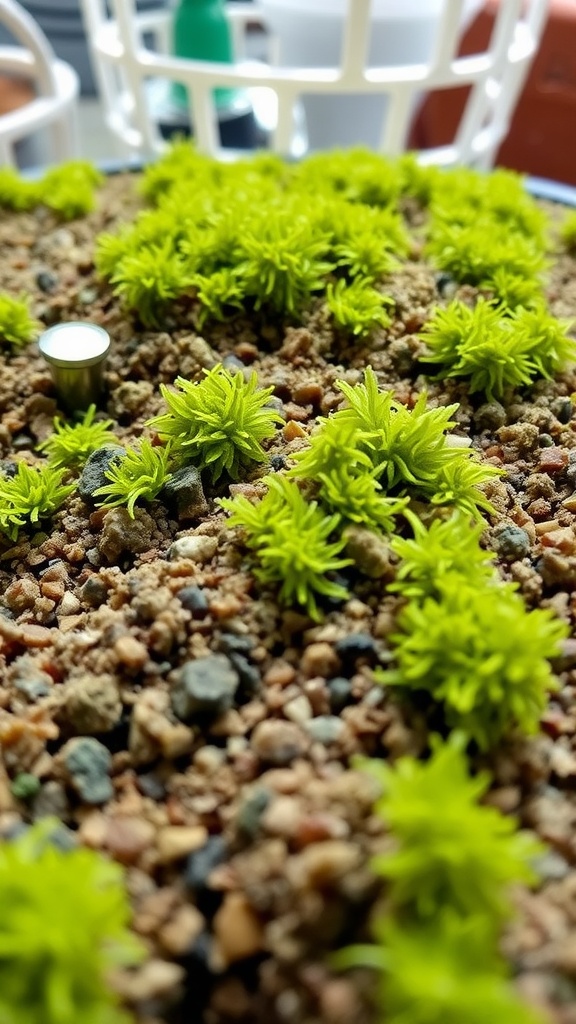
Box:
left=474, top=401, right=507, bottom=431
left=301, top=642, right=340, bottom=679
left=305, top=715, right=345, bottom=745
left=168, top=534, right=218, bottom=563
left=236, top=788, right=271, bottom=838
left=80, top=575, right=109, bottom=608
left=161, top=465, right=209, bottom=521
left=343, top=526, right=396, bottom=580
left=78, top=445, right=125, bottom=502
left=186, top=835, right=227, bottom=914
left=335, top=633, right=379, bottom=664
left=537, top=446, right=569, bottom=475
left=114, top=635, right=148, bottom=670
left=171, top=654, right=239, bottom=721
left=157, top=825, right=208, bottom=863
left=327, top=677, right=354, bottom=713
left=158, top=904, right=205, bottom=956
left=213, top=892, right=264, bottom=965
left=60, top=673, right=122, bottom=734
left=61, top=737, right=113, bottom=804
left=177, top=585, right=209, bottom=617
left=251, top=720, right=309, bottom=766
left=492, top=523, right=531, bottom=561
left=98, top=506, right=156, bottom=563
left=104, top=816, right=155, bottom=865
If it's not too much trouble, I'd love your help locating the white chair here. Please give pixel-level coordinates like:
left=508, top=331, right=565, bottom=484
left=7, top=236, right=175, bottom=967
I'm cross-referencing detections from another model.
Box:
left=0, top=0, right=79, bottom=167
left=79, top=0, right=549, bottom=168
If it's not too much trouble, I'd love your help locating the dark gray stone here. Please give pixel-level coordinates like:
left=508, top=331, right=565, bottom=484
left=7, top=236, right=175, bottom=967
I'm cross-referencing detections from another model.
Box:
left=78, top=445, right=125, bottom=503
left=327, top=676, right=354, bottom=713
left=305, top=716, right=345, bottom=744
left=493, top=523, right=531, bottom=561
left=62, top=737, right=113, bottom=804
left=36, top=269, right=58, bottom=293
left=177, top=585, right=209, bottom=617
left=236, top=788, right=271, bottom=838
left=171, top=654, right=239, bottom=721
left=80, top=575, right=109, bottom=608
left=474, top=401, right=507, bottom=432
left=161, top=465, right=208, bottom=521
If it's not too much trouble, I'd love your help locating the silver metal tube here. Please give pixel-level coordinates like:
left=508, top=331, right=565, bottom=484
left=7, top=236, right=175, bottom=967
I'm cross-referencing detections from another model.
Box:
left=38, top=322, right=111, bottom=411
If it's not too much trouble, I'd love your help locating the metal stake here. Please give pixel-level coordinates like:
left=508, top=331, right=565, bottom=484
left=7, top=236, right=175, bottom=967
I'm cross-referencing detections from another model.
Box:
left=38, top=322, right=111, bottom=411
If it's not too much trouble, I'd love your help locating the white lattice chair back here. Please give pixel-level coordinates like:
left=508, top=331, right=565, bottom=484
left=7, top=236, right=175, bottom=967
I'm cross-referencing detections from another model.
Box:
left=0, top=0, right=79, bottom=167
left=80, top=0, right=548, bottom=166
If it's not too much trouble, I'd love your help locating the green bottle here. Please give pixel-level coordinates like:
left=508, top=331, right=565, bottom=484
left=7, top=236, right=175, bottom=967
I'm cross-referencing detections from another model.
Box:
left=171, top=0, right=237, bottom=112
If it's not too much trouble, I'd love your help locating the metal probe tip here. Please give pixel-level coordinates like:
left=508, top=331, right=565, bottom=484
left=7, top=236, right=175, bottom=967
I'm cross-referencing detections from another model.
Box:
left=38, top=321, right=111, bottom=412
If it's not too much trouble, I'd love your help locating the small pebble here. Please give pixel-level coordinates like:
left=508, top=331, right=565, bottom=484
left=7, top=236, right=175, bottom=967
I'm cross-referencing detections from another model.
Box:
left=80, top=575, right=109, bottom=608
left=161, top=465, right=209, bottom=521
left=157, top=825, right=209, bottom=863
left=335, top=633, right=379, bottom=664
left=537, top=446, right=569, bottom=475
left=168, top=535, right=218, bottom=563
left=11, top=773, right=41, bottom=801
left=301, top=642, right=340, bottom=679
left=186, top=835, right=227, bottom=914
left=177, top=585, right=209, bottom=617
left=236, top=788, right=271, bottom=838
left=36, top=269, right=58, bottom=293
left=61, top=674, right=122, bottom=733
left=551, top=397, right=573, bottom=424
left=537, top=434, right=555, bottom=448
left=305, top=716, right=345, bottom=744
left=251, top=720, right=309, bottom=765
left=171, top=654, right=239, bottom=720
left=213, top=892, right=264, bottom=965
left=474, top=401, right=507, bottom=431
left=61, top=737, right=113, bottom=804
left=104, top=816, right=155, bottom=865
left=492, top=523, right=531, bottom=561
left=78, top=446, right=125, bottom=502
left=327, top=677, right=354, bottom=713
left=115, top=635, right=148, bottom=671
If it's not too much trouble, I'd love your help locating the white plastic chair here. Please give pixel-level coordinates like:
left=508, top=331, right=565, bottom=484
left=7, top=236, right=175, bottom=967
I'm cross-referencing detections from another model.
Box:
left=79, top=0, right=549, bottom=167
left=0, top=0, right=79, bottom=167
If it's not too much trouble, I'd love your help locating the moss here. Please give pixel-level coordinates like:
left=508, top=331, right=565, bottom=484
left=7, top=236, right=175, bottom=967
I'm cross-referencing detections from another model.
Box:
left=0, top=462, right=75, bottom=541
left=37, top=405, right=119, bottom=471
left=0, top=293, right=40, bottom=349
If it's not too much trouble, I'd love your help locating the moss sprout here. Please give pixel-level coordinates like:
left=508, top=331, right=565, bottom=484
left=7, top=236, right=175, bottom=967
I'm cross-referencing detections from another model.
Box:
left=110, top=240, right=193, bottom=327
left=421, top=298, right=576, bottom=400
left=220, top=475, right=351, bottom=620
left=0, top=162, right=102, bottom=221
left=326, top=278, right=393, bottom=338
left=0, top=462, right=75, bottom=541
left=94, top=438, right=171, bottom=517
left=361, top=736, right=542, bottom=922
left=0, top=293, right=40, bottom=349
left=380, top=574, right=567, bottom=750
left=390, top=511, right=495, bottom=599
left=37, top=405, right=119, bottom=471
left=148, top=364, right=282, bottom=482
left=0, top=818, right=143, bottom=1024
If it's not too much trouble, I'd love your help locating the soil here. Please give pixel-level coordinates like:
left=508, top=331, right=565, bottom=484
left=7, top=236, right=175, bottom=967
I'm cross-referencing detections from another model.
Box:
left=1, top=171, right=576, bottom=1024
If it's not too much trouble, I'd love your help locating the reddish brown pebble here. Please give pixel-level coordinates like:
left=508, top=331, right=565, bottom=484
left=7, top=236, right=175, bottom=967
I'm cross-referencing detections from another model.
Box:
left=104, top=816, right=156, bottom=864
left=293, top=382, right=323, bottom=405
left=538, top=447, right=569, bottom=474
left=213, top=892, right=264, bottom=965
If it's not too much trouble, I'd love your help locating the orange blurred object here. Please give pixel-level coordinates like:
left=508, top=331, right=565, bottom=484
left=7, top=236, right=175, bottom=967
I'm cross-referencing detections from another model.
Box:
left=410, top=0, right=576, bottom=185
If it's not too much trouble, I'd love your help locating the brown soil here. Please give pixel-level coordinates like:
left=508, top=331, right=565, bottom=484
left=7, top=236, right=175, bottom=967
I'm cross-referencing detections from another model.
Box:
left=1, top=173, right=576, bottom=1024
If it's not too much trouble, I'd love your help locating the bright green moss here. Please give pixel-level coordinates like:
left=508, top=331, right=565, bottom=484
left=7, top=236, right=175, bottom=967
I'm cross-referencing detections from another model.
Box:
left=380, top=574, right=567, bottom=749
left=336, top=911, right=545, bottom=1024
left=0, top=818, right=143, bottom=1024
left=0, top=293, right=39, bottom=349
left=326, top=278, right=393, bottom=337
left=37, top=405, right=119, bottom=471
left=39, top=161, right=103, bottom=220
left=94, top=438, right=171, bottom=517
left=390, top=511, right=495, bottom=599
left=361, top=736, right=543, bottom=922
left=0, top=168, right=40, bottom=211
left=109, top=240, right=193, bottom=327
left=148, top=364, right=282, bottom=482
left=220, top=475, right=351, bottom=620
left=421, top=298, right=576, bottom=399
left=0, top=462, right=75, bottom=541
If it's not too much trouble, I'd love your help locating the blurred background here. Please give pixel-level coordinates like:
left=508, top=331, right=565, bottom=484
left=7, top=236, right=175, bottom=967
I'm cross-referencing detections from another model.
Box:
left=0, top=0, right=574, bottom=184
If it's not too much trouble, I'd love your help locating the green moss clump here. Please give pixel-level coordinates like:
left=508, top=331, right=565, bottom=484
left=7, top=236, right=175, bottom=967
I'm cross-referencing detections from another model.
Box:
left=362, top=737, right=542, bottom=922
left=0, top=293, right=39, bottom=349
left=148, top=364, right=282, bottom=482
left=0, top=161, right=102, bottom=221
left=421, top=298, right=576, bottom=400
left=220, top=475, right=351, bottom=620
left=0, top=818, right=143, bottom=1024
left=0, top=462, right=75, bottom=541
left=326, top=278, right=393, bottom=337
left=390, top=511, right=495, bottom=599
left=380, top=573, right=566, bottom=749
left=94, top=439, right=171, bottom=517
left=37, top=405, right=119, bottom=471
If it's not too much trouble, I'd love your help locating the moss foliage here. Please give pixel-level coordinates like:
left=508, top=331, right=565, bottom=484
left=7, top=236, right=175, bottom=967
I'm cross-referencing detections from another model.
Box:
left=0, top=819, right=143, bottom=1024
